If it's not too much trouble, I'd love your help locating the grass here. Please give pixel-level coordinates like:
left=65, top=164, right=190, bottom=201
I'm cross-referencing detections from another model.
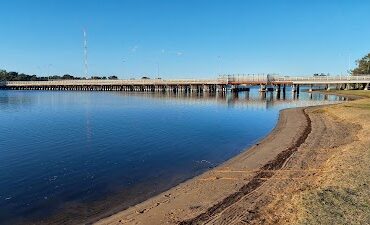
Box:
left=296, top=90, right=370, bottom=224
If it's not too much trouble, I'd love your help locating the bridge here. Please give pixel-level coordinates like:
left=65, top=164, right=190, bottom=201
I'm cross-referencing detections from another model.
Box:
left=1, top=75, right=369, bottom=92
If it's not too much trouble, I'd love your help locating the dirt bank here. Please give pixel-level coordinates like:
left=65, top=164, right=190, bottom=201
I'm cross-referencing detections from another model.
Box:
left=96, top=91, right=370, bottom=225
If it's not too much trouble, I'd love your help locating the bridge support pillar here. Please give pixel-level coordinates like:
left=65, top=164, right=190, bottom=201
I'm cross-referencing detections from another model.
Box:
left=230, top=85, right=236, bottom=92
left=309, top=84, right=313, bottom=92
left=259, top=84, right=266, bottom=92
left=345, top=83, right=350, bottom=90
left=365, top=83, right=369, bottom=90
left=275, top=84, right=281, bottom=92
left=291, top=84, right=296, bottom=92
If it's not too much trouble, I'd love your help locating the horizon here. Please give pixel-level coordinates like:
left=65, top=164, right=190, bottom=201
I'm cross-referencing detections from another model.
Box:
left=1, top=0, right=369, bottom=78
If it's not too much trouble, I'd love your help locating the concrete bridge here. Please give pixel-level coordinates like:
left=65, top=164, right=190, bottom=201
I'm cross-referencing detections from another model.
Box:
left=1, top=75, right=369, bottom=92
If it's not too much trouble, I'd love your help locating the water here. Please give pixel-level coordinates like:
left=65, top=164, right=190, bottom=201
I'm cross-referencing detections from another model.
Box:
left=0, top=88, right=345, bottom=224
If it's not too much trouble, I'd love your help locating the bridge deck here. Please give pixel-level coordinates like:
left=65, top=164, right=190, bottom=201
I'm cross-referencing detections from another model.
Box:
left=1, top=75, right=369, bottom=92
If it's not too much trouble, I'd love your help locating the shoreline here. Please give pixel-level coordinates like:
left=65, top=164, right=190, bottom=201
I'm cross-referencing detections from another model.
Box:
left=95, top=105, right=314, bottom=225
left=96, top=91, right=369, bottom=225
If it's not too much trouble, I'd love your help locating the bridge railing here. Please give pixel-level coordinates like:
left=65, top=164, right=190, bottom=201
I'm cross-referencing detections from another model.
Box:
left=4, top=79, right=227, bottom=86
left=3, top=75, right=370, bottom=87
left=223, top=74, right=370, bottom=83
left=219, top=74, right=268, bottom=82
left=274, top=75, right=370, bottom=82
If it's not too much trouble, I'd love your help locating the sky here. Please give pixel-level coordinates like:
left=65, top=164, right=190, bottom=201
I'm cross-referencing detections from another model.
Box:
left=0, top=0, right=369, bottom=79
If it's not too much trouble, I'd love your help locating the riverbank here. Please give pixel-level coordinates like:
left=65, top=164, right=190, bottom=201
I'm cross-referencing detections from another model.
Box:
left=96, top=91, right=370, bottom=225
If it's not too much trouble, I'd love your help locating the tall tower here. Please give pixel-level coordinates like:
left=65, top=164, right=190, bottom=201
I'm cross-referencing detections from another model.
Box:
left=83, top=29, right=88, bottom=78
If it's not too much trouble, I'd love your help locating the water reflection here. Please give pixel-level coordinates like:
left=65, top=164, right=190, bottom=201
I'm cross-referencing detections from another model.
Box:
left=113, top=87, right=346, bottom=110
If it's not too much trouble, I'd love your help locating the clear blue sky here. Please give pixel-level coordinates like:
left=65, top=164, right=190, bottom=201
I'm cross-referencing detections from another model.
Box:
left=0, top=0, right=369, bottom=78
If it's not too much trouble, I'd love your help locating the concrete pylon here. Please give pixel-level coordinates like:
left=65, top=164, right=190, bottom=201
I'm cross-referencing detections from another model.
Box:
left=275, top=84, right=281, bottom=92
left=345, top=83, right=350, bottom=90
left=259, top=84, right=266, bottom=92
left=326, top=84, right=331, bottom=91
left=291, top=84, right=296, bottom=92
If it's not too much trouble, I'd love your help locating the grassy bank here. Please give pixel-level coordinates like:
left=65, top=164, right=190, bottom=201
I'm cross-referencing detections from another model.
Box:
left=282, top=90, right=370, bottom=224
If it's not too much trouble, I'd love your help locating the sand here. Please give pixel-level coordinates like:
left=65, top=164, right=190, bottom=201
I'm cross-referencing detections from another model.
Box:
left=96, top=91, right=370, bottom=225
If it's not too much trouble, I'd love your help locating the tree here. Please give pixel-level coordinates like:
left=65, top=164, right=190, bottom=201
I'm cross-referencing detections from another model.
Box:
left=0, top=69, right=123, bottom=81
left=0, top=70, right=7, bottom=80
left=108, top=75, right=118, bottom=80
left=108, top=75, right=117, bottom=80
left=352, top=53, right=370, bottom=75
left=62, top=74, right=75, bottom=79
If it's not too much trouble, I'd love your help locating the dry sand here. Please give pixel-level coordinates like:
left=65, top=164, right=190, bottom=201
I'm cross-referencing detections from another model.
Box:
left=96, top=91, right=370, bottom=225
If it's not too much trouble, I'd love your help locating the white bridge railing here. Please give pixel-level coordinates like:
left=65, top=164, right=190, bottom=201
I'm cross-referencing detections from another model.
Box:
left=222, top=74, right=370, bottom=83
left=274, top=75, right=370, bottom=82
left=3, top=79, right=227, bottom=86
left=1, top=74, right=370, bottom=86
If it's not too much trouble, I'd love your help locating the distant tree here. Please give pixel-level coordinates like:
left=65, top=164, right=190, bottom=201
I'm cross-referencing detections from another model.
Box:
left=108, top=75, right=118, bottom=80
left=8, top=71, right=18, bottom=80
left=0, top=70, right=7, bottom=80
left=62, top=74, right=75, bottom=79
left=0, top=69, right=120, bottom=81
left=30, top=75, right=38, bottom=81
left=141, top=76, right=150, bottom=79
left=49, top=75, right=62, bottom=80
left=352, top=53, right=370, bottom=75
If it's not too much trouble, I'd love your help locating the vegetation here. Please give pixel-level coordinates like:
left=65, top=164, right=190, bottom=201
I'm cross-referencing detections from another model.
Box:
left=0, top=70, right=48, bottom=81
left=351, top=53, right=370, bottom=75
left=0, top=69, right=119, bottom=81
left=90, top=75, right=118, bottom=80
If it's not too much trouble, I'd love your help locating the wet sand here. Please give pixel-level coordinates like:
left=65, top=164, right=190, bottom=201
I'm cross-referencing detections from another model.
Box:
left=96, top=91, right=370, bottom=225
left=94, top=107, right=315, bottom=225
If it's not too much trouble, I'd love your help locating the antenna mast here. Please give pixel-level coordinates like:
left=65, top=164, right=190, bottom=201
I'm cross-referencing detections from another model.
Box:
left=83, top=29, right=88, bottom=77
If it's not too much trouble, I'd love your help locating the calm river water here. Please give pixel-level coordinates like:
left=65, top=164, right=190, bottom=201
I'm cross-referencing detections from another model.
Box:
left=0, top=88, right=345, bottom=224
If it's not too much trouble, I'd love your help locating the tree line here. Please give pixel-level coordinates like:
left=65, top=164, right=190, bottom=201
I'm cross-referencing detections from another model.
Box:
left=0, top=70, right=118, bottom=81
left=352, top=53, right=370, bottom=75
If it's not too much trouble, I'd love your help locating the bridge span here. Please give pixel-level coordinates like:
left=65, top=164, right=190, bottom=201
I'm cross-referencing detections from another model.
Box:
left=1, top=75, right=369, bottom=92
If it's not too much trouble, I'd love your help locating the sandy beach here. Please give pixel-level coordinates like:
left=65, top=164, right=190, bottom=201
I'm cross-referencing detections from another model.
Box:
left=96, top=91, right=370, bottom=225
